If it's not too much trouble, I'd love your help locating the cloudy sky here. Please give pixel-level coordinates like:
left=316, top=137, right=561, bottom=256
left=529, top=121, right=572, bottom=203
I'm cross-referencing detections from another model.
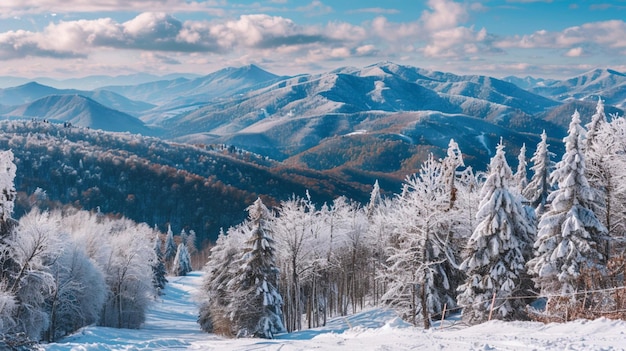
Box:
left=0, top=0, right=625, bottom=79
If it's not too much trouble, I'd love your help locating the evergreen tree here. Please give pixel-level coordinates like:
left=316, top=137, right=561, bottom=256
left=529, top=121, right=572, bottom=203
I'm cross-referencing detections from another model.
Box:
left=527, top=110, right=607, bottom=296
left=152, top=231, right=168, bottom=293
left=228, top=198, right=285, bottom=339
left=523, top=131, right=555, bottom=216
left=164, top=224, right=177, bottom=263
left=583, top=97, right=614, bottom=257
left=457, top=141, right=535, bottom=324
left=585, top=97, right=607, bottom=149
left=442, top=139, right=465, bottom=210
left=172, top=243, right=192, bottom=277
left=365, top=180, right=381, bottom=219
left=514, top=143, right=528, bottom=194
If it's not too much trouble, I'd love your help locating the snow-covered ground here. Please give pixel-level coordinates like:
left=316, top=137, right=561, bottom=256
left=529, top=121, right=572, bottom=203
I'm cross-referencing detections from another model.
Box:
left=42, top=272, right=626, bottom=351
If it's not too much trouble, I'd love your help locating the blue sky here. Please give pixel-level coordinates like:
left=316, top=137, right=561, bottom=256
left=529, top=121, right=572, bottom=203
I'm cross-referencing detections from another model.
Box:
left=0, top=0, right=625, bottom=79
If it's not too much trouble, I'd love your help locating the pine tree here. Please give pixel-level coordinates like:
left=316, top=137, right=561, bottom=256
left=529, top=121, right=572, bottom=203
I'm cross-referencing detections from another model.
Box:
left=228, top=198, right=285, bottom=338
left=514, top=143, right=528, bottom=194
left=457, top=141, right=535, bottom=324
left=164, top=224, right=177, bottom=263
left=152, top=231, right=168, bottom=293
left=527, top=110, right=607, bottom=296
left=365, top=180, right=381, bottom=219
left=523, top=131, right=555, bottom=216
left=585, top=97, right=607, bottom=149
left=584, top=97, right=614, bottom=257
left=442, top=139, right=465, bottom=210
left=172, top=243, right=192, bottom=277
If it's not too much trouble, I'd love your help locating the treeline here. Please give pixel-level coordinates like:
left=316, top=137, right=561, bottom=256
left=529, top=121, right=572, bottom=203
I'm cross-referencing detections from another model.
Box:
left=198, top=98, right=626, bottom=337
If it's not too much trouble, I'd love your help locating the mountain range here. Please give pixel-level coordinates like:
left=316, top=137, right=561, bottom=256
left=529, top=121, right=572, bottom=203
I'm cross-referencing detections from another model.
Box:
left=1, top=62, right=624, bottom=242
left=1, top=62, right=624, bottom=186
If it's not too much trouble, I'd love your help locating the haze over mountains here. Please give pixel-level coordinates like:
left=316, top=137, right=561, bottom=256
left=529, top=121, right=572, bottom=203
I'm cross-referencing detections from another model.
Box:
left=1, top=62, right=624, bottom=176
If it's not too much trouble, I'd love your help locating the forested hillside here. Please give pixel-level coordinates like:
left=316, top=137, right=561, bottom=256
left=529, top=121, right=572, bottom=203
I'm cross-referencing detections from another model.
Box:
left=0, top=120, right=370, bottom=244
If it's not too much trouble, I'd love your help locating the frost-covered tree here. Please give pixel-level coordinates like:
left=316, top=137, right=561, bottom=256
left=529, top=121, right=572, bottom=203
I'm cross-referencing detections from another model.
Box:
left=164, top=224, right=177, bottom=263
left=583, top=97, right=620, bottom=257
left=442, top=139, right=465, bottom=210
left=0, top=150, right=17, bottom=237
left=382, top=154, right=460, bottom=328
left=514, top=143, right=528, bottom=194
left=186, top=230, right=198, bottom=256
left=0, top=150, right=18, bottom=337
left=198, top=226, right=246, bottom=335
left=273, top=195, right=318, bottom=332
left=99, top=220, right=155, bottom=329
left=366, top=180, right=381, bottom=219
left=44, top=237, right=106, bottom=342
left=603, top=115, right=626, bottom=247
left=585, top=97, right=607, bottom=149
left=457, top=141, right=535, bottom=324
left=527, top=110, right=607, bottom=296
left=228, top=198, right=285, bottom=339
left=152, top=231, right=168, bottom=294
left=172, top=242, right=192, bottom=277
left=3, top=210, right=58, bottom=340
left=523, top=131, right=555, bottom=216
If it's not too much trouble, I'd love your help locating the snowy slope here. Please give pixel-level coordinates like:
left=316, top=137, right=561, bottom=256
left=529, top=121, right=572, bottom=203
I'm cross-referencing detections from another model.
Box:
left=42, top=272, right=626, bottom=351
left=506, top=68, right=626, bottom=109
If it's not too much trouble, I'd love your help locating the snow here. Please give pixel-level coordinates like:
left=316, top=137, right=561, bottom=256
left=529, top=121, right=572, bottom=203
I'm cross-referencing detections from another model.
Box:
left=42, top=272, right=626, bottom=351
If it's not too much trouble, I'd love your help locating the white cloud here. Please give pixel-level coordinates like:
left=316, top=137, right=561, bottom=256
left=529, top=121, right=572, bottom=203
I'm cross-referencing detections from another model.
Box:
left=497, top=20, right=626, bottom=51
left=0, top=12, right=347, bottom=59
left=565, top=47, right=584, bottom=57
left=420, top=0, right=468, bottom=32
left=0, top=0, right=226, bottom=18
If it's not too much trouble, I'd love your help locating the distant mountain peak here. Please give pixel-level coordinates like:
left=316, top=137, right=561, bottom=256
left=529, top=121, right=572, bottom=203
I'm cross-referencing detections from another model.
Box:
left=606, top=68, right=626, bottom=77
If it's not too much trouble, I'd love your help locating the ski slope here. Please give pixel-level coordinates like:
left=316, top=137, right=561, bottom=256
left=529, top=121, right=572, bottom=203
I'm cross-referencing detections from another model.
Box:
left=43, top=272, right=626, bottom=350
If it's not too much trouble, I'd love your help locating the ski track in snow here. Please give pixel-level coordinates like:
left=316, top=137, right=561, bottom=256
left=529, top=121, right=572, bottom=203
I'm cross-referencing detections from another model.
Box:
left=42, top=272, right=626, bottom=351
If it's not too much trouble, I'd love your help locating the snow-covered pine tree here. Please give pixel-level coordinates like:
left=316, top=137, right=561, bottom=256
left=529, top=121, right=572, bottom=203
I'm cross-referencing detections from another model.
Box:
left=228, top=198, right=285, bottom=339
left=152, top=230, right=168, bottom=293
left=163, top=224, right=177, bottom=267
left=382, top=154, right=459, bottom=328
left=583, top=97, right=615, bottom=257
left=585, top=97, right=607, bottom=149
left=366, top=180, right=381, bottom=219
left=457, top=141, right=535, bottom=324
left=514, top=143, right=528, bottom=194
left=442, top=139, right=465, bottom=210
left=523, top=131, right=555, bottom=216
left=527, top=110, right=607, bottom=297
left=172, top=242, right=192, bottom=277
